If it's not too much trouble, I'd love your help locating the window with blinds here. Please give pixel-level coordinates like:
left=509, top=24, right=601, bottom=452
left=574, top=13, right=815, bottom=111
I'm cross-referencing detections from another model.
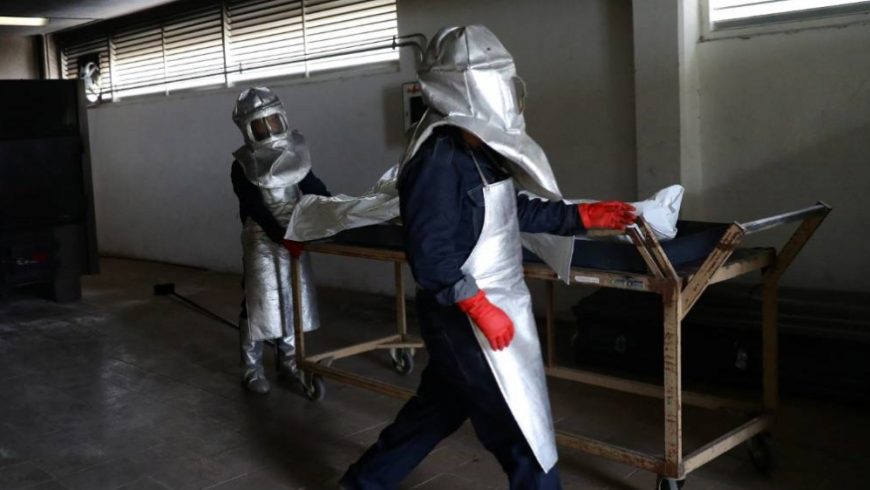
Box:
left=58, top=0, right=399, bottom=100
left=709, top=0, right=870, bottom=30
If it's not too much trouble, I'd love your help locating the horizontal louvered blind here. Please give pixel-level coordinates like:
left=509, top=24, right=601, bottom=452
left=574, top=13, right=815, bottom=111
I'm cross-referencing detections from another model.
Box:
left=163, top=4, right=226, bottom=92
left=111, top=3, right=226, bottom=97
left=225, top=0, right=307, bottom=80
left=111, top=20, right=165, bottom=97
left=710, top=0, right=870, bottom=28
left=225, top=0, right=398, bottom=83
left=304, top=0, right=399, bottom=73
left=58, top=0, right=398, bottom=101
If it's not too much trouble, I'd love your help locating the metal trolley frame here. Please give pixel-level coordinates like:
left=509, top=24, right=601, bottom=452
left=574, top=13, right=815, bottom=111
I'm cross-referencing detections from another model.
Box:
left=290, top=203, right=830, bottom=489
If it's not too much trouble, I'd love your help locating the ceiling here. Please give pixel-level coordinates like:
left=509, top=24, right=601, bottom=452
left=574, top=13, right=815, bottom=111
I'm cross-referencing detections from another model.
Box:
left=0, top=0, right=178, bottom=36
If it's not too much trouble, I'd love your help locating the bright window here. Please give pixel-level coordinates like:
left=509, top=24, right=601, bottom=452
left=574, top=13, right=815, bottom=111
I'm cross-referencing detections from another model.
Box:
left=58, top=0, right=399, bottom=101
left=709, top=0, right=870, bottom=30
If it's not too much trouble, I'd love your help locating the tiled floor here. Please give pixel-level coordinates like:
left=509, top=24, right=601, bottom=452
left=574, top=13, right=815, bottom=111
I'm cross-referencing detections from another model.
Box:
left=0, top=258, right=867, bottom=489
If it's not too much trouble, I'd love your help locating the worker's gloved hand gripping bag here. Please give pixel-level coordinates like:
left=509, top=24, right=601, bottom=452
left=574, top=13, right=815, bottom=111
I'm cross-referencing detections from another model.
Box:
left=570, top=184, right=685, bottom=242
left=515, top=184, right=684, bottom=278
left=517, top=184, right=684, bottom=243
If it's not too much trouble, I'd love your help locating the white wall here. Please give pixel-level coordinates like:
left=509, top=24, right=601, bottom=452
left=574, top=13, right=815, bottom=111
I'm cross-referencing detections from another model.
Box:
left=88, top=0, right=636, bottom=295
left=697, top=23, right=870, bottom=291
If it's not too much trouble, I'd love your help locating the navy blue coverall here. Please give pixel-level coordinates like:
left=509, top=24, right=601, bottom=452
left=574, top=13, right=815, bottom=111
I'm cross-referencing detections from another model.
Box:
left=342, top=127, right=584, bottom=490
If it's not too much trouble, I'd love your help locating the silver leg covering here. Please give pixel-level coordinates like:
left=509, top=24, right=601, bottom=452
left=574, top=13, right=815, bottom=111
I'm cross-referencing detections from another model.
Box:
left=240, top=318, right=270, bottom=394
left=275, top=334, right=299, bottom=379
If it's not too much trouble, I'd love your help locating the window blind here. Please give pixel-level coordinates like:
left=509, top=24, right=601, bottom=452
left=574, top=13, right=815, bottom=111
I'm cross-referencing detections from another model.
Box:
left=303, top=0, right=400, bottom=72
left=162, top=4, right=226, bottom=92
left=225, top=0, right=307, bottom=81
left=111, top=20, right=166, bottom=97
left=58, top=0, right=399, bottom=100
left=710, top=0, right=870, bottom=29
left=224, top=0, right=398, bottom=82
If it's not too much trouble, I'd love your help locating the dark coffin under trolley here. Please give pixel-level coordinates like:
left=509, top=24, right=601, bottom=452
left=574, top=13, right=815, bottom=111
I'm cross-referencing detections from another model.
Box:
left=289, top=203, right=830, bottom=489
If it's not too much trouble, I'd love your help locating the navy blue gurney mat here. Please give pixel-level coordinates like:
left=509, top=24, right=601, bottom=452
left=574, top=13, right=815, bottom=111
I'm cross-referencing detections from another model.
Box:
left=327, top=221, right=731, bottom=274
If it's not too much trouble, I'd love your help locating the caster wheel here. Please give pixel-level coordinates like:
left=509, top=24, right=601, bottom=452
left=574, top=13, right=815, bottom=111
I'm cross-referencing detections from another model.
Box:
left=655, top=476, right=685, bottom=490
left=747, top=433, right=774, bottom=473
left=390, top=348, right=415, bottom=376
left=302, top=373, right=325, bottom=402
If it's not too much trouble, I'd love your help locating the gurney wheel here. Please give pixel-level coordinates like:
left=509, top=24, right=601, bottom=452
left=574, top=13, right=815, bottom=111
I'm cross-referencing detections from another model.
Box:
left=390, top=348, right=415, bottom=376
left=303, top=373, right=325, bottom=402
left=655, top=476, right=685, bottom=490
left=747, top=433, right=774, bottom=473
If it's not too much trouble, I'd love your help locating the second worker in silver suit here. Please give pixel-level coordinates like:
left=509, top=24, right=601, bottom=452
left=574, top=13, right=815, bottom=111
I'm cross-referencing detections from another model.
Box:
left=230, top=87, right=330, bottom=395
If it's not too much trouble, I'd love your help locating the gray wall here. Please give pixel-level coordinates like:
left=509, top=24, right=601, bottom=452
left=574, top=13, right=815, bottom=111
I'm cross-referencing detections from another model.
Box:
left=87, top=0, right=637, bottom=295
left=0, top=36, right=38, bottom=79
left=697, top=23, right=870, bottom=292
left=89, top=70, right=408, bottom=292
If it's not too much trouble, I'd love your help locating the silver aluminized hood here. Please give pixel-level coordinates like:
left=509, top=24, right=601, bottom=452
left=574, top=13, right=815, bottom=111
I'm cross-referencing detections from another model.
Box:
left=232, top=87, right=311, bottom=188
left=403, top=25, right=574, bottom=280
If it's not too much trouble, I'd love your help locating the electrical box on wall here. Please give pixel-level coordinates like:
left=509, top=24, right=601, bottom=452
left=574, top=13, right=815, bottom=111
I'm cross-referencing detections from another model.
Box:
left=402, top=82, right=426, bottom=132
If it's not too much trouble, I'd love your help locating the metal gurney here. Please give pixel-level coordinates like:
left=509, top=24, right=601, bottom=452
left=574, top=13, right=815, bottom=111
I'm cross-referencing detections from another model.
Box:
left=289, top=202, right=830, bottom=489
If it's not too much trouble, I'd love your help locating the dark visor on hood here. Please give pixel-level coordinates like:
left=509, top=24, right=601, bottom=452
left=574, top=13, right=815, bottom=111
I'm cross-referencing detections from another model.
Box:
left=250, top=113, right=286, bottom=141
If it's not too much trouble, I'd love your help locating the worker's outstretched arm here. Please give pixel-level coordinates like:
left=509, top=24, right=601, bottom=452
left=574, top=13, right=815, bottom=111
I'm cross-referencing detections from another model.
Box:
left=517, top=194, right=636, bottom=234
left=516, top=193, right=584, bottom=235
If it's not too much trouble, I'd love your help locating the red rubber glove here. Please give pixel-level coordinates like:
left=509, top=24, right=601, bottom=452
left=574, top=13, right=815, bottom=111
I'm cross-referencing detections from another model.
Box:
left=282, top=239, right=304, bottom=258
left=457, top=290, right=515, bottom=351
left=578, top=201, right=637, bottom=230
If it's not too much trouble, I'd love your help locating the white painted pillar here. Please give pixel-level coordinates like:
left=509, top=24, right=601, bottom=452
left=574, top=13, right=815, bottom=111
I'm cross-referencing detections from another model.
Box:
left=632, top=0, right=703, bottom=217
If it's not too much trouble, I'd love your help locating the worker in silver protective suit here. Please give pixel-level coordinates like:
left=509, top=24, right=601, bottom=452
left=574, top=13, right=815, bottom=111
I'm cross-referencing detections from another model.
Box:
left=341, top=26, right=635, bottom=489
left=230, top=87, right=330, bottom=395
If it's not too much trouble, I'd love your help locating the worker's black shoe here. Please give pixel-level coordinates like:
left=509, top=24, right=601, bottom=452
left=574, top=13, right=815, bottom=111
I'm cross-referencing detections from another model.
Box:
left=276, top=359, right=299, bottom=380
left=242, top=370, right=271, bottom=395
left=277, top=361, right=306, bottom=393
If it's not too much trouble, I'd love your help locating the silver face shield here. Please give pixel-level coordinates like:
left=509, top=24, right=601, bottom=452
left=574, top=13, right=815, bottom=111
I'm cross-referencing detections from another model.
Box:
left=232, top=87, right=311, bottom=189
left=246, top=108, right=289, bottom=148
left=233, top=87, right=290, bottom=150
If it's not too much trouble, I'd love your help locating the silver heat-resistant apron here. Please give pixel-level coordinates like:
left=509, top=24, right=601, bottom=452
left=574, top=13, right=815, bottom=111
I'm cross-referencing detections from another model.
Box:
left=242, top=184, right=319, bottom=341
left=459, top=174, right=558, bottom=472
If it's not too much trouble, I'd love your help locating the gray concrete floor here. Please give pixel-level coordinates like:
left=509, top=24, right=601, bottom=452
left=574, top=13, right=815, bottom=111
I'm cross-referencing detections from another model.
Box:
left=1, top=258, right=867, bottom=490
